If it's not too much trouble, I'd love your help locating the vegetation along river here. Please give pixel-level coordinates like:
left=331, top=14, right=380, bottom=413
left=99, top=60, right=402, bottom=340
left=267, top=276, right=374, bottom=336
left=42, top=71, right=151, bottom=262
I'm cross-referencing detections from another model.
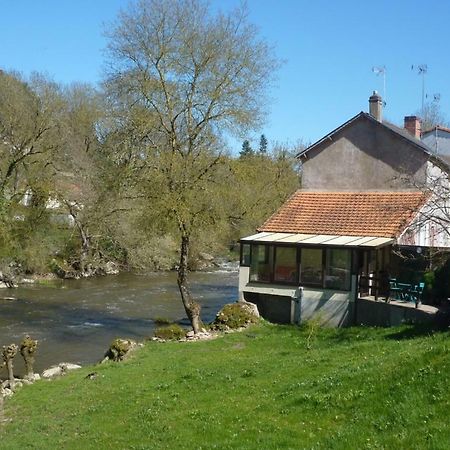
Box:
left=0, top=268, right=238, bottom=374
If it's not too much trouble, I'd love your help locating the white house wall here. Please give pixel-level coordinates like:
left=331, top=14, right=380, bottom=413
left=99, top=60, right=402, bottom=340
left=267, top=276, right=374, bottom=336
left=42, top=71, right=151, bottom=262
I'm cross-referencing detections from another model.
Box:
left=397, top=162, right=450, bottom=248
left=398, top=198, right=450, bottom=248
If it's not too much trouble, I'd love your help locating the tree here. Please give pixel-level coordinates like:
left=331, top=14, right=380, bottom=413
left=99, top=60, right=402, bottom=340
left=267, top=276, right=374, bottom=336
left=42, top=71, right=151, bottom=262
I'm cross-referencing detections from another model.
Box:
left=417, top=100, right=449, bottom=131
left=50, top=83, right=121, bottom=275
left=259, top=134, right=268, bottom=154
left=104, top=0, right=278, bottom=332
left=0, top=71, right=62, bottom=271
left=0, top=71, right=59, bottom=199
left=226, top=142, right=301, bottom=241
left=240, top=140, right=254, bottom=157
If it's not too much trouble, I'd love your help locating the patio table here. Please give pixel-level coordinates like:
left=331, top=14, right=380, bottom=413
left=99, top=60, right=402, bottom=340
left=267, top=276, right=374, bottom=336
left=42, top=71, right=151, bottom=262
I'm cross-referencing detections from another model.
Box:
left=396, top=283, right=413, bottom=301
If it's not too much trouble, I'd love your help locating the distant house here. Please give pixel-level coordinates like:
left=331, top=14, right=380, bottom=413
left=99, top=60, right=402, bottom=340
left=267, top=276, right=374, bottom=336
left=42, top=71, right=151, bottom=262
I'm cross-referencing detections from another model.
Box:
left=239, top=92, right=450, bottom=326
left=18, top=174, right=83, bottom=227
left=421, top=125, right=450, bottom=163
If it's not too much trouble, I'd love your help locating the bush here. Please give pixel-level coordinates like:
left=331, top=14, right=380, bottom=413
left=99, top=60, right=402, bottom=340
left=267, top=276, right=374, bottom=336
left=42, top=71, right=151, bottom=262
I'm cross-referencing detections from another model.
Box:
left=103, top=338, right=136, bottom=362
left=153, top=317, right=172, bottom=325
left=153, top=324, right=186, bottom=340
left=211, top=303, right=259, bottom=331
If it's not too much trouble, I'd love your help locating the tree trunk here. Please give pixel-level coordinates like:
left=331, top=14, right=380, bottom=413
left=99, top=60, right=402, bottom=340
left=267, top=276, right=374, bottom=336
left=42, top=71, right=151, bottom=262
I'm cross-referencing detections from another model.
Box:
left=2, top=344, right=17, bottom=390
left=66, top=201, right=91, bottom=274
left=6, top=360, right=14, bottom=389
left=22, top=350, right=34, bottom=379
left=177, top=234, right=201, bottom=334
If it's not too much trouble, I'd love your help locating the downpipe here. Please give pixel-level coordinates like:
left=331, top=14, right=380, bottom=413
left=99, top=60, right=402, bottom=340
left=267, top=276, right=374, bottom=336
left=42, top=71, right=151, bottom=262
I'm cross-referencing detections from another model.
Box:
left=290, top=286, right=303, bottom=325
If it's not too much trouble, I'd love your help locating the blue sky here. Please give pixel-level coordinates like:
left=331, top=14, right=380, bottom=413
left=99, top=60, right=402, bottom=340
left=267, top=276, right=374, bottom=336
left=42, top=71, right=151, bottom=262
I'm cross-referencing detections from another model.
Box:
left=1, top=0, right=450, bottom=149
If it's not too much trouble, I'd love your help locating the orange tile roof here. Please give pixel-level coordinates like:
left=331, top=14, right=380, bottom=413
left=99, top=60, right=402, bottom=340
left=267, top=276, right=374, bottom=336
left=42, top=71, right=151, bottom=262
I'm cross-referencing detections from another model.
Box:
left=258, top=191, right=429, bottom=238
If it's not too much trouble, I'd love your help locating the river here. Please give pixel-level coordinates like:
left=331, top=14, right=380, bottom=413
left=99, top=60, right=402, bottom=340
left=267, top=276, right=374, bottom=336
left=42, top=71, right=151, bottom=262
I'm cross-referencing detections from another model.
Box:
left=0, top=269, right=238, bottom=374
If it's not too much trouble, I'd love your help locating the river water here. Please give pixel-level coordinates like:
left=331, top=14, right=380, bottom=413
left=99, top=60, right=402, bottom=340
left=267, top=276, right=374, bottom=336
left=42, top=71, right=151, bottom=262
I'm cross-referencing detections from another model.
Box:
left=0, top=269, right=238, bottom=374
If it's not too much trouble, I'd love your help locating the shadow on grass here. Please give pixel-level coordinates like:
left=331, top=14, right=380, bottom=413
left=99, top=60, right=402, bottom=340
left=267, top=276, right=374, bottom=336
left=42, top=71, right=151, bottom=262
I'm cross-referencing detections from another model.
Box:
left=384, top=322, right=450, bottom=340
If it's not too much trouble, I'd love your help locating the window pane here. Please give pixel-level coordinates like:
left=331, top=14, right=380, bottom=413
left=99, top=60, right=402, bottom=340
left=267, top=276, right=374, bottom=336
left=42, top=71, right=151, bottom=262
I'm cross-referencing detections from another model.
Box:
left=274, top=247, right=298, bottom=283
left=300, top=248, right=323, bottom=285
left=240, top=243, right=251, bottom=266
left=249, top=245, right=272, bottom=282
left=325, top=249, right=351, bottom=291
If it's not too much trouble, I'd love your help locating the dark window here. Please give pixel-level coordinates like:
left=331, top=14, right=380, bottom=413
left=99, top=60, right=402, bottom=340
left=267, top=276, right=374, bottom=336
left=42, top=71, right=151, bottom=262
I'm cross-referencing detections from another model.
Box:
left=324, top=248, right=351, bottom=290
left=250, top=245, right=273, bottom=282
left=240, top=243, right=251, bottom=266
left=300, top=248, right=323, bottom=285
left=274, top=247, right=298, bottom=283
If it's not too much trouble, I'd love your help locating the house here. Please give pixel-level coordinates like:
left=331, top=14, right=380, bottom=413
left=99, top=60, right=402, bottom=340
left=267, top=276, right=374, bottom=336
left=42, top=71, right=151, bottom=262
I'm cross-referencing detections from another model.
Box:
left=421, top=125, right=450, bottom=163
left=238, top=92, right=450, bottom=326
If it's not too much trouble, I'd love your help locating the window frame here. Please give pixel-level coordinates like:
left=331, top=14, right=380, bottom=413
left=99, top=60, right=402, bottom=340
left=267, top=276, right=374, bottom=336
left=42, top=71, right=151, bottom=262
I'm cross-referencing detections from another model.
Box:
left=243, top=242, right=354, bottom=292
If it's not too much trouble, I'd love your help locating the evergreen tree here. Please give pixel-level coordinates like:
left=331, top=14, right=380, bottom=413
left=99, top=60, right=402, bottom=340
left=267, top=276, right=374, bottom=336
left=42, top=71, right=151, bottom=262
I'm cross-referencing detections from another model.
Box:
left=240, top=140, right=254, bottom=157
left=259, top=134, right=268, bottom=154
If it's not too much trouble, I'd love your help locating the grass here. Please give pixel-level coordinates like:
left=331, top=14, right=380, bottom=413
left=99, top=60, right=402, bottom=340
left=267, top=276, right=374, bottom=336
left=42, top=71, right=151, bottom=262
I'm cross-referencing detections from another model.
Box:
left=1, top=322, right=450, bottom=449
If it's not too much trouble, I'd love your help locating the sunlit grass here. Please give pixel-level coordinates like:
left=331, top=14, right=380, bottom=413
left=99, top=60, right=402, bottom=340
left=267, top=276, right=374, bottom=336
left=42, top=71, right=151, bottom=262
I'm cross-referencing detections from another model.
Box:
left=1, top=322, right=450, bottom=449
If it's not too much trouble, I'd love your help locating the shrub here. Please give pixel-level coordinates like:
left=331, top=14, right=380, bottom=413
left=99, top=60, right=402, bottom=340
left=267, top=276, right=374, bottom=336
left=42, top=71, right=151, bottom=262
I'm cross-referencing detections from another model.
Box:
left=154, top=324, right=186, bottom=340
left=153, top=317, right=172, bottom=326
left=212, top=303, right=259, bottom=331
left=104, top=338, right=136, bottom=362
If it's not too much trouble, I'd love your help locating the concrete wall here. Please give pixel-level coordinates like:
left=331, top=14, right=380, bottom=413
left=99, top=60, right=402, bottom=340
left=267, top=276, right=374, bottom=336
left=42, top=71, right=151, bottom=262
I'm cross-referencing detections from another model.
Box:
left=299, top=287, right=354, bottom=327
left=302, top=117, right=428, bottom=191
left=238, top=267, right=250, bottom=301
left=355, top=298, right=440, bottom=327
left=243, top=292, right=293, bottom=324
left=241, top=274, right=358, bottom=327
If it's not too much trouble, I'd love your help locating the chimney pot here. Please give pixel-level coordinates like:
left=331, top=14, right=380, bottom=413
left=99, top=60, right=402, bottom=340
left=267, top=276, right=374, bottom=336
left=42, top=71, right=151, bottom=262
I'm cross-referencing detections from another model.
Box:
left=369, top=91, right=383, bottom=122
left=404, top=116, right=421, bottom=138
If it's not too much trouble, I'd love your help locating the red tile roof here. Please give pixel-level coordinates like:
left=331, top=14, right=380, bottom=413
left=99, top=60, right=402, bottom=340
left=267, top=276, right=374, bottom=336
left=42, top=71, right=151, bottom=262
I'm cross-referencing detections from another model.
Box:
left=258, top=191, right=429, bottom=238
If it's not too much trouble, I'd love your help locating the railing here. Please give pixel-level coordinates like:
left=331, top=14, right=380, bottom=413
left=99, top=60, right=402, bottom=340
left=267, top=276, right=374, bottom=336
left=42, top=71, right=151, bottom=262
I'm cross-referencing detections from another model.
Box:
left=359, top=275, right=424, bottom=307
left=358, top=275, right=388, bottom=301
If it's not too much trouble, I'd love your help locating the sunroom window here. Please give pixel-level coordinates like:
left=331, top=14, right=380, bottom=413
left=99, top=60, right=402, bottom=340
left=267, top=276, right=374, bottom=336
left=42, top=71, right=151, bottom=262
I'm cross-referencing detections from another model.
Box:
left=249, top=245, right=272, bottom=282
left=300, top=248, right=323, bottom=285
left=324, top=248, right=351, bottom=290
left=240, top=243, right=251, bottom=266
left=274, top=247, right=298, bottom=283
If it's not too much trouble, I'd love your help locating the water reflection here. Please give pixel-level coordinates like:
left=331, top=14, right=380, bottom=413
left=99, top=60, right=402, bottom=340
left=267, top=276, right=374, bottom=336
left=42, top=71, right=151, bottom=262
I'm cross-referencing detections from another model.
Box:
left=0, top=270, right=238, bottom=373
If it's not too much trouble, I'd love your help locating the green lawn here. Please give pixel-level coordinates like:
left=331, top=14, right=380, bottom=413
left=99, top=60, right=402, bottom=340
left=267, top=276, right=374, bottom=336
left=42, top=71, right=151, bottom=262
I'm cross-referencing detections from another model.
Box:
left=1, top=322, right=450, bottom=449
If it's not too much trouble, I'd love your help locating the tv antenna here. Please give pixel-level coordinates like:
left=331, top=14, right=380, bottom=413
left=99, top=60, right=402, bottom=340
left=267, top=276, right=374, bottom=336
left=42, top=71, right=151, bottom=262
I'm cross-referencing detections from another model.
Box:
left=426, top=92, right=441, bottom=103
left=412, top=64, right=428, bottom=114
left=372, top=66, right=386, bottom=105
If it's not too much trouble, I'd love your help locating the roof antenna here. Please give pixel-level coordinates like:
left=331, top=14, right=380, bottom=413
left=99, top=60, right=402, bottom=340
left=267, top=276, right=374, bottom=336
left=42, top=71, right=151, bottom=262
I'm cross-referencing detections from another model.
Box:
left=372, top=66, right=386, bottom=107
left=412, top=64, right=428, bottom=115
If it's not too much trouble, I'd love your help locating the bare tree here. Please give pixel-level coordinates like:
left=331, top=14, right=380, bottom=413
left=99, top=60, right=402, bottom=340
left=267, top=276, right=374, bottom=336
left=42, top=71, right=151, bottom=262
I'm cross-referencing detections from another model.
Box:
left=104, top=0, right=278, bottom=332
left=417, top=100, right=449, bottom=132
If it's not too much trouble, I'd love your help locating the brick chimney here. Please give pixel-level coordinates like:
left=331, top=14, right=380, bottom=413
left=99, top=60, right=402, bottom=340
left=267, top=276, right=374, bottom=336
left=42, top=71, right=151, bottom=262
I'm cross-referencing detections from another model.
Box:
left=369, top=91, right=383, bottom=122
left=404, top=116, right=421, bottom=138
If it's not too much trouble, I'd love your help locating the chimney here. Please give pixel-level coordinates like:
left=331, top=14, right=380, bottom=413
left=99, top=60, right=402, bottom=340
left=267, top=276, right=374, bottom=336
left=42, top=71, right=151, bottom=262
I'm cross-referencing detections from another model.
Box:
left=369, top=91, right=383, bottom=122
left=404, top=116, right=421, bottom=138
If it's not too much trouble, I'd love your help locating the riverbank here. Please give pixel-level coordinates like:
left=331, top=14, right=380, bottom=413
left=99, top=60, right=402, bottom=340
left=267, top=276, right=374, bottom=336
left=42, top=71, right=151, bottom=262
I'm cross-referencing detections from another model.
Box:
left=2, top=322, right=450, bottom=449
left=0, top=271, right=238, bottom=373
left=0, top=254, right=238, bottom=289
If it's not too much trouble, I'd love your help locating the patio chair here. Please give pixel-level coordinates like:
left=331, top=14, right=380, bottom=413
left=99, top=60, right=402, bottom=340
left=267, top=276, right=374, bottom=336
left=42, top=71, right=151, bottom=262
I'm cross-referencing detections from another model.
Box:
left=389, top=279, right=401, bottom=301
left=414, top=282, right=425, bottom=307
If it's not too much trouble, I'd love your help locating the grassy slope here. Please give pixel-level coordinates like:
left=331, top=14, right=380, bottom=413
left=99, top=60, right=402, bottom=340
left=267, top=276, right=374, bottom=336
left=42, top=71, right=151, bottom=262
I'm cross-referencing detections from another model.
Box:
left=1, top=323, right=450, bottom=449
